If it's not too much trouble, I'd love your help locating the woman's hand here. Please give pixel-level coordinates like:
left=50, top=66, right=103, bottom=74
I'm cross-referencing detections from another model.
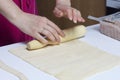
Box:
left=0, top=0, right=65, bottom=44
left=53, top=0, right=85, bottom=23
left=13, top=12, right=65, bottom=44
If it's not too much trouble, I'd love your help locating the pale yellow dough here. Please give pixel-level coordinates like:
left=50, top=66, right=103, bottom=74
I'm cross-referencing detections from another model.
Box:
left=27, top=25, right=86, bottom=50
left=9, top=40, right=120, bottom=80
left=0, top=60, right=27, bottom=80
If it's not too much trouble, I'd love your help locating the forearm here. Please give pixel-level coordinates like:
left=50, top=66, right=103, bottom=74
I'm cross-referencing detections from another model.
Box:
left=56, top=0, right=71, bottom=6
left=0, top=0, right=23, bottom=22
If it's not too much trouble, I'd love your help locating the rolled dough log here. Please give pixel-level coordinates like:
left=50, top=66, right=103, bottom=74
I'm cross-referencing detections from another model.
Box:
left=27, top=25, right=86, bottom=50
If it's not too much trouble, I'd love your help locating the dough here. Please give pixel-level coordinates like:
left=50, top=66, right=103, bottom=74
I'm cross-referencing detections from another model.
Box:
left=9, top=40, right=120, bottom=80
left=27, top=25, right=86, bottom=50
left=0, top=60, right=27, bottom=80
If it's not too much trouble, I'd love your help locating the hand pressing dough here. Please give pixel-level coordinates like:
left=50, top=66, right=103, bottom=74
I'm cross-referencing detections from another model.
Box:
left=27, top=25, right=86, bottom=50
left=0, top=60, right=28, bottom=80
left=9, top=40, right=120, bottom=80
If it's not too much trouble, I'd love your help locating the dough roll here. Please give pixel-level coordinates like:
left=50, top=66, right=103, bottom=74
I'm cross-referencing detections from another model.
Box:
left=27, top=25, right=86, bottom=50
left=0, top=61, right=28, bottom=80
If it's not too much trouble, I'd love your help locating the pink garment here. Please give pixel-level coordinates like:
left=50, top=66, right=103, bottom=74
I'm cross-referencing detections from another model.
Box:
left=0, top=0, right=37, bottom=46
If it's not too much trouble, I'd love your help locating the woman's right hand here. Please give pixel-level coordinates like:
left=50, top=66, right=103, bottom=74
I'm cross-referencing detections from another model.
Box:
left=12, top=12, right=65, bottom=44
left=0, top=0, right=64, bottom=44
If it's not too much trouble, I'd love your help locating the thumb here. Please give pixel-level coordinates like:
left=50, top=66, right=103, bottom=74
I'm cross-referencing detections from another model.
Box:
left=53, top=8, right=64, bottom=17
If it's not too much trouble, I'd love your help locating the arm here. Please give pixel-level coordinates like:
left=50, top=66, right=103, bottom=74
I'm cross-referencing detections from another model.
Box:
left=56, top=0, right=71, bottom=6
left=0, top=0, right=23, bottom=24
left=0, top=0, right=65, bottom=44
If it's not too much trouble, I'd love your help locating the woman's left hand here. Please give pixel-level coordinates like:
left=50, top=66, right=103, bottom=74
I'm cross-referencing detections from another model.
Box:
left=53, top=1, right=85, bottom=23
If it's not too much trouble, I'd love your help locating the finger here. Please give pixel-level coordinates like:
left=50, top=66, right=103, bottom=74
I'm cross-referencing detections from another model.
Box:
left=40, top=29, right=57, bottom=42
left=77, top=11, right=85, bottom=22
left=77, top=10, right=83, bottom=22
left=81, top=17, right=85, bottom=22
left=44, top=25, right=61, bottom=42
left=34, top=33, right=48, bottom=44
left=53, top=8, right=64, bottom=17
left=66, top=8, right=73, bottom=21
left=46, top=19, right=65, bottom=37
left=78, top=17, right=85, bottom=22
left=72, top=9, right=78, bottom=23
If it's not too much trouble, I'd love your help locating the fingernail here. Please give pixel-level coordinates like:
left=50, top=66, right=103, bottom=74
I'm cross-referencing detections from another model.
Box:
left=53, top=41, right=59, bottom=45
left=81, top=18, right=85, bottom=22
left=74, top=20, right=77, bottom=23
left=69, top=17, right=72, bottom=21
left=42, top=41, right=48, bottom=45
left=60, top=12, right=63, bottom=16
